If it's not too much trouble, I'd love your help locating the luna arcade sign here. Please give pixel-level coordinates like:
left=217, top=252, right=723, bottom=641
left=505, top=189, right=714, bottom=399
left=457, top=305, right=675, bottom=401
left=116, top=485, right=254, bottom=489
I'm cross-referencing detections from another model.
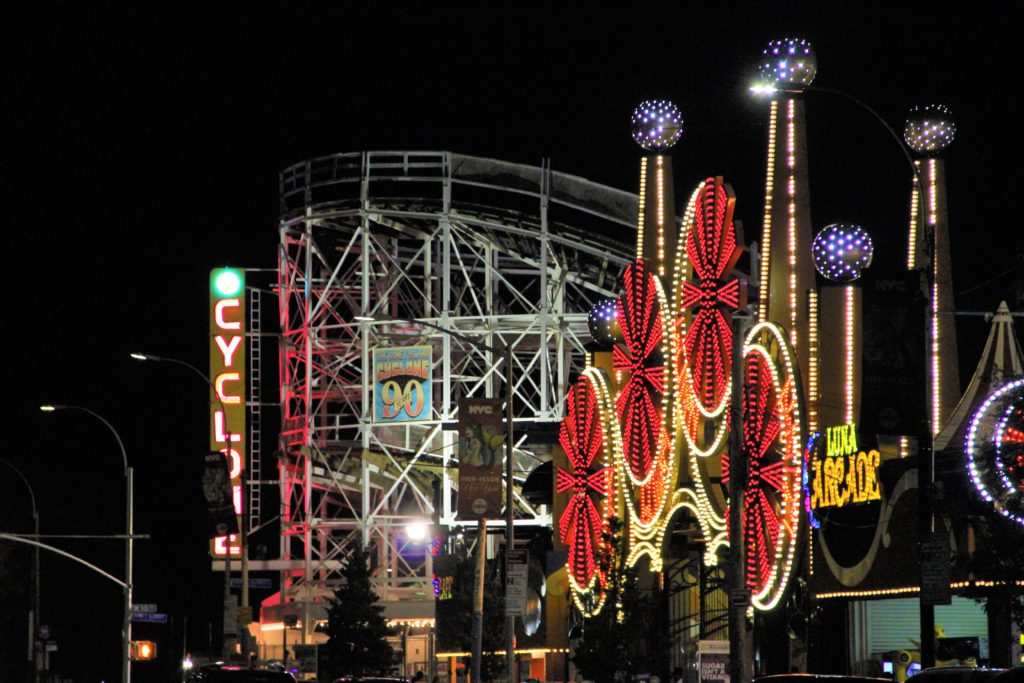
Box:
left=209, top=268, right=246, bottom=557
left=809, top=423, right=881, bottom=511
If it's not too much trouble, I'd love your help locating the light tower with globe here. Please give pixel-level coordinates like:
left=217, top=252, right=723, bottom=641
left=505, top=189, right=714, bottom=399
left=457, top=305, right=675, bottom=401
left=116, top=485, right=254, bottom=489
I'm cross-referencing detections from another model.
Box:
left=904, top=104, right=959, bottom=436
left=812, top=224, right=875, bottom=427
left=754, top=38, right=821, bottom=433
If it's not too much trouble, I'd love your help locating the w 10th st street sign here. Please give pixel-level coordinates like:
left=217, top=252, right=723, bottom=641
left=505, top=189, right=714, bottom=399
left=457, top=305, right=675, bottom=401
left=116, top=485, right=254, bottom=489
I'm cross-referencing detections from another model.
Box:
left=131, top=603, right=158, bottom=614
left=130, top=613, right=168, bottom=624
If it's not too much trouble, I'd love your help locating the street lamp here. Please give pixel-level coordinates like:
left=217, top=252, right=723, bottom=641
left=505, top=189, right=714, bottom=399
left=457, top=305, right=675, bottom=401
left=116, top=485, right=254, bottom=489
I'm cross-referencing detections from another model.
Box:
left=363, top=317, right=516, bottom=683
left=39, top=404, right=133, bottom=683
left=0, top=457, right=41, bottom=682
left=750, top=79, right=939, bottom=668
left=130, top=352, right=244, bottom=661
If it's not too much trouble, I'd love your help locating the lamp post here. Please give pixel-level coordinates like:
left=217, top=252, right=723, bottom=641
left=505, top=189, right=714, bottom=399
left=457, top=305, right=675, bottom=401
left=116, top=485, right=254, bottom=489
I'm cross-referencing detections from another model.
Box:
left=130, top=352, right=245, bottom=660
left=39, top=404, right=133, bottom=683
left=751, top=81, right=938, bottom=668
left=364, top=317, right=516, bottom=683
left=0, top=457, right=41, bottom=682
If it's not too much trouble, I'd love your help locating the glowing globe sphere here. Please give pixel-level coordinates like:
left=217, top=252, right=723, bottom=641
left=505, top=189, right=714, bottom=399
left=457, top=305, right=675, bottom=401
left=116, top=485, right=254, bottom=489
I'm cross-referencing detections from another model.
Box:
left=588, top=297, right=621, bottom=347
left=812, top=224, right=874, bottom=283
left=904, top=104, right=956, bottom=155
left=631, top=100, right=683, bottom=151
left=757, top=38, right=817, bottom=89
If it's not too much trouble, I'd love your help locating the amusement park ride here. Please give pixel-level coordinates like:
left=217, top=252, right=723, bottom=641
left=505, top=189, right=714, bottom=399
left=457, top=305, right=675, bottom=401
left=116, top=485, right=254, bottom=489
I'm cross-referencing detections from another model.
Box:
left=204, top=35, right=1024, bottom=675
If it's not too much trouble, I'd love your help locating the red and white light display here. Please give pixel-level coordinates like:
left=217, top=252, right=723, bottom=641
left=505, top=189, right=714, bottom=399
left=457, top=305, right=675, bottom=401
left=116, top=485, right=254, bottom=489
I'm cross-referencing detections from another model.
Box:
left=556, top=375, right=611, bottom=591
left=615, top=260, right=667, bottom=485
left=556, top=161, right=804, bottom=615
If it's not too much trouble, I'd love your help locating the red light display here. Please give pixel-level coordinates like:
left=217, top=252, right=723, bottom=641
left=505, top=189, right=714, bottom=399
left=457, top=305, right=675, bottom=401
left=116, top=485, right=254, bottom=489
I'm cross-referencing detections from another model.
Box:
left=679, top=178, right=744, bottom=414
left=615, top=260, right=666, bottom=483
left=556, top=376, right=611, bottom=589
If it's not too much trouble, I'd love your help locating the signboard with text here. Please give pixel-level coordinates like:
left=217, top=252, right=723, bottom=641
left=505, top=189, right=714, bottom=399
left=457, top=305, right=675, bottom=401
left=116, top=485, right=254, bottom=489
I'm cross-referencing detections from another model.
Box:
left=699, top=640, right=729, bottom=683
left=209, top=268, right=246, bottom=559
left=373, top=346, right=433, bottom=423
left=808, top=423, right=881, bottom=512
left=457, top=398, right=504, bottom=519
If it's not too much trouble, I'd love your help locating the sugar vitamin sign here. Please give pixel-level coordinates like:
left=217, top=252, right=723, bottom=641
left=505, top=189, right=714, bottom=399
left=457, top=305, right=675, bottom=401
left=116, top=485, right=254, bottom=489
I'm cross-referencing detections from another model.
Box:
left=809, top=423, right=880, bottom=510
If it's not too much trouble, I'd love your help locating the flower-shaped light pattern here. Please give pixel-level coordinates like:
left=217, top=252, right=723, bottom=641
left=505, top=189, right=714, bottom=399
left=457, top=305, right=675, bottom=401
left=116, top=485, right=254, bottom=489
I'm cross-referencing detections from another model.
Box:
left=556, top=376, right=610, bottom=590
left=757, top=38, right=817, bottom=89
left=631, top=100, right=683, bottom=151
left=812, top=224, right=874, bottom=283
left=904, top=104, right=956, bottom=155
left=614, top=260, right=666, bottom=483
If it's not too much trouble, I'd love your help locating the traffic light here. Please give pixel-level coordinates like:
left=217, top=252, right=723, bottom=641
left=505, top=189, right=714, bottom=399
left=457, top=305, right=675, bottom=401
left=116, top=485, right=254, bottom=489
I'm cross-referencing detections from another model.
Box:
left=131, top=640, right=157, bottom=660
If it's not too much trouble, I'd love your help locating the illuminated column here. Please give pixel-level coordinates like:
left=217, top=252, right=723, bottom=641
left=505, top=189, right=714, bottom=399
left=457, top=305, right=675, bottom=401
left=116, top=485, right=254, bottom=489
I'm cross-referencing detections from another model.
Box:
left=755, top=39, right=818, bottom=397
left=630, top=100, right=682, bottom=274
left=904, top=105, right=959, bottom=435
left=812, top=225, right=874, bottom=428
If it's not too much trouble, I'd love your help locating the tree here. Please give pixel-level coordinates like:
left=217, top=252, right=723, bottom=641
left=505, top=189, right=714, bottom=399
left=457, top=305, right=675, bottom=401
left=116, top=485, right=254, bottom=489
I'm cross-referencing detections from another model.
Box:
left=324, top=546, right=396, bottom=679
left=571, top=518, right=667, bottom=683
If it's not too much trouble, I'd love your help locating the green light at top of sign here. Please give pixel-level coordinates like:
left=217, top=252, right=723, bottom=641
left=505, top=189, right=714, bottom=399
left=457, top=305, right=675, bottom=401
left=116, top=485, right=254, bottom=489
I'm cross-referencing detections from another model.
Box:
left=214, top=269, right=242, bottom=297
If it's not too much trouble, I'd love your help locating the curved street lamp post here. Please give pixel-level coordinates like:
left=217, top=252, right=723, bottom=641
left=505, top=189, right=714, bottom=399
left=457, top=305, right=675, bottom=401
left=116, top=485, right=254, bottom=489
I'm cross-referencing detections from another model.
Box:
left=750, top=81, right=938, bottom=668
left=0, top=457, right=41, bottom=682
left=39, top=404, right=133, bottom=683
left=130, top=352, right=247, bottom=661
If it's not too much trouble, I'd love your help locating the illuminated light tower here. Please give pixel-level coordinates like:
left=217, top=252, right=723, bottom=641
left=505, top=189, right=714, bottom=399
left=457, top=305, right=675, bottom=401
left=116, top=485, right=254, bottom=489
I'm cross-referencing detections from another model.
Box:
left=753, top=38, right=819, bottom=418
left=622, top=99, right=681, bottom=549
left=904, top=104, right=959, bottom=435
left=812, top=224, right=874, bottom=427
left=630, top=99, right=683, bottom=275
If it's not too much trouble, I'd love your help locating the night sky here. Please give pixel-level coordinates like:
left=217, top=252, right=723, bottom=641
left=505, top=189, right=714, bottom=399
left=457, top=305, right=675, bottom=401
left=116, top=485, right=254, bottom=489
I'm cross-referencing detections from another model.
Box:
left=3, top=5, right=1023, bottom=681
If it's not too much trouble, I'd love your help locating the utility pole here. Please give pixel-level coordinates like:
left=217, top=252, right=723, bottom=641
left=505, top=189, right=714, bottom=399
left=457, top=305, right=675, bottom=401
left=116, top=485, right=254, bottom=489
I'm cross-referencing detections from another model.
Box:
left=472, top=519, right=487, bottom=683
left=727, top=317, right=752, bottom=683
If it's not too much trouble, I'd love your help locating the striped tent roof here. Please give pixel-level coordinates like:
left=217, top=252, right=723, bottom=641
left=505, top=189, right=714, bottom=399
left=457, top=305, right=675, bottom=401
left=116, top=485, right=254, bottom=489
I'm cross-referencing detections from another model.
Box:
left=934, top=300, right=1024, bottom=453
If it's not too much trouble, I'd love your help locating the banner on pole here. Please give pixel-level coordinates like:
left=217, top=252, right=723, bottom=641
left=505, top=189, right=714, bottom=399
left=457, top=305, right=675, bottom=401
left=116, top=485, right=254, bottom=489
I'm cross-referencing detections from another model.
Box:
left=457, top=398, right=504, bottom=520
left=202, top=451, right=239, bottom=539
left=373, top=346, right=433, bottom=423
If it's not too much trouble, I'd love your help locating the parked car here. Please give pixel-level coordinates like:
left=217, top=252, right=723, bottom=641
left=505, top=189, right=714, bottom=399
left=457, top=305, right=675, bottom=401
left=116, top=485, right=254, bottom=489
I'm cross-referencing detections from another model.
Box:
left=906, top=667, right=1008, bottom=683
left=756, top=675, right=892, bottom=683
left=187, top=663, right=297, bottom=683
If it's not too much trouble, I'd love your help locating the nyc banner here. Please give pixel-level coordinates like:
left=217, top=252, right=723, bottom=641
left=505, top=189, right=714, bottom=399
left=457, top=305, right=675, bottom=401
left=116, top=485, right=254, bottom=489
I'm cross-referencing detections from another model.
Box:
left=373, top=346, right=433, bottom=423
left=457, top=397, right=505, bottom=520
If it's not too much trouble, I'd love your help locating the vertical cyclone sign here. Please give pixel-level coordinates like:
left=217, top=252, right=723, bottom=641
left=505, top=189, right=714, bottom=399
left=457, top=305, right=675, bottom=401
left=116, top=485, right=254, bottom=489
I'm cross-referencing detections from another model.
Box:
left=210, top=268, right=246, bottom=558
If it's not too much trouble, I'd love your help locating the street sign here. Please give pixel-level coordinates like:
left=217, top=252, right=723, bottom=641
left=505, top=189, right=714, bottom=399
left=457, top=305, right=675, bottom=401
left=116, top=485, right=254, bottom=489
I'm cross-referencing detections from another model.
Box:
left=131, top=603, right=158, bottom=614
left=506, top=549, right=529, bottom=617
left=921, top=532, right=952, bottom=606
left=230, top=577, right=273, bottom=589
left=130, top=612, right=168, bottom=624
left=729, top=588, right=750, bottom=607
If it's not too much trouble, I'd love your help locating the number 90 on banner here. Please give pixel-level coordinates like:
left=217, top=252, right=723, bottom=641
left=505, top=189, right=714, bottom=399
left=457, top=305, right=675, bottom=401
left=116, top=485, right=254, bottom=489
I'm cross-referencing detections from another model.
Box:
left=373, top=345, right=433, bottom=423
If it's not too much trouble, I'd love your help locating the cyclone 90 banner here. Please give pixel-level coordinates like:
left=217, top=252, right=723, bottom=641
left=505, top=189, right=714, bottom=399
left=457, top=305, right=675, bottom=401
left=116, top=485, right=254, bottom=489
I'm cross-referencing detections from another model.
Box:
left=373, top=346, right=433, bottom=423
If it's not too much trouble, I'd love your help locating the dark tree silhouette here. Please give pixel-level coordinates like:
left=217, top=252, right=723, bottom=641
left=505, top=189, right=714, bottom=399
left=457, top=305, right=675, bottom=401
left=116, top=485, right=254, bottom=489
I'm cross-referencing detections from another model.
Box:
left=324, top=546, right=396, bottom=679
left=571, top=518, right=667, bottom=683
